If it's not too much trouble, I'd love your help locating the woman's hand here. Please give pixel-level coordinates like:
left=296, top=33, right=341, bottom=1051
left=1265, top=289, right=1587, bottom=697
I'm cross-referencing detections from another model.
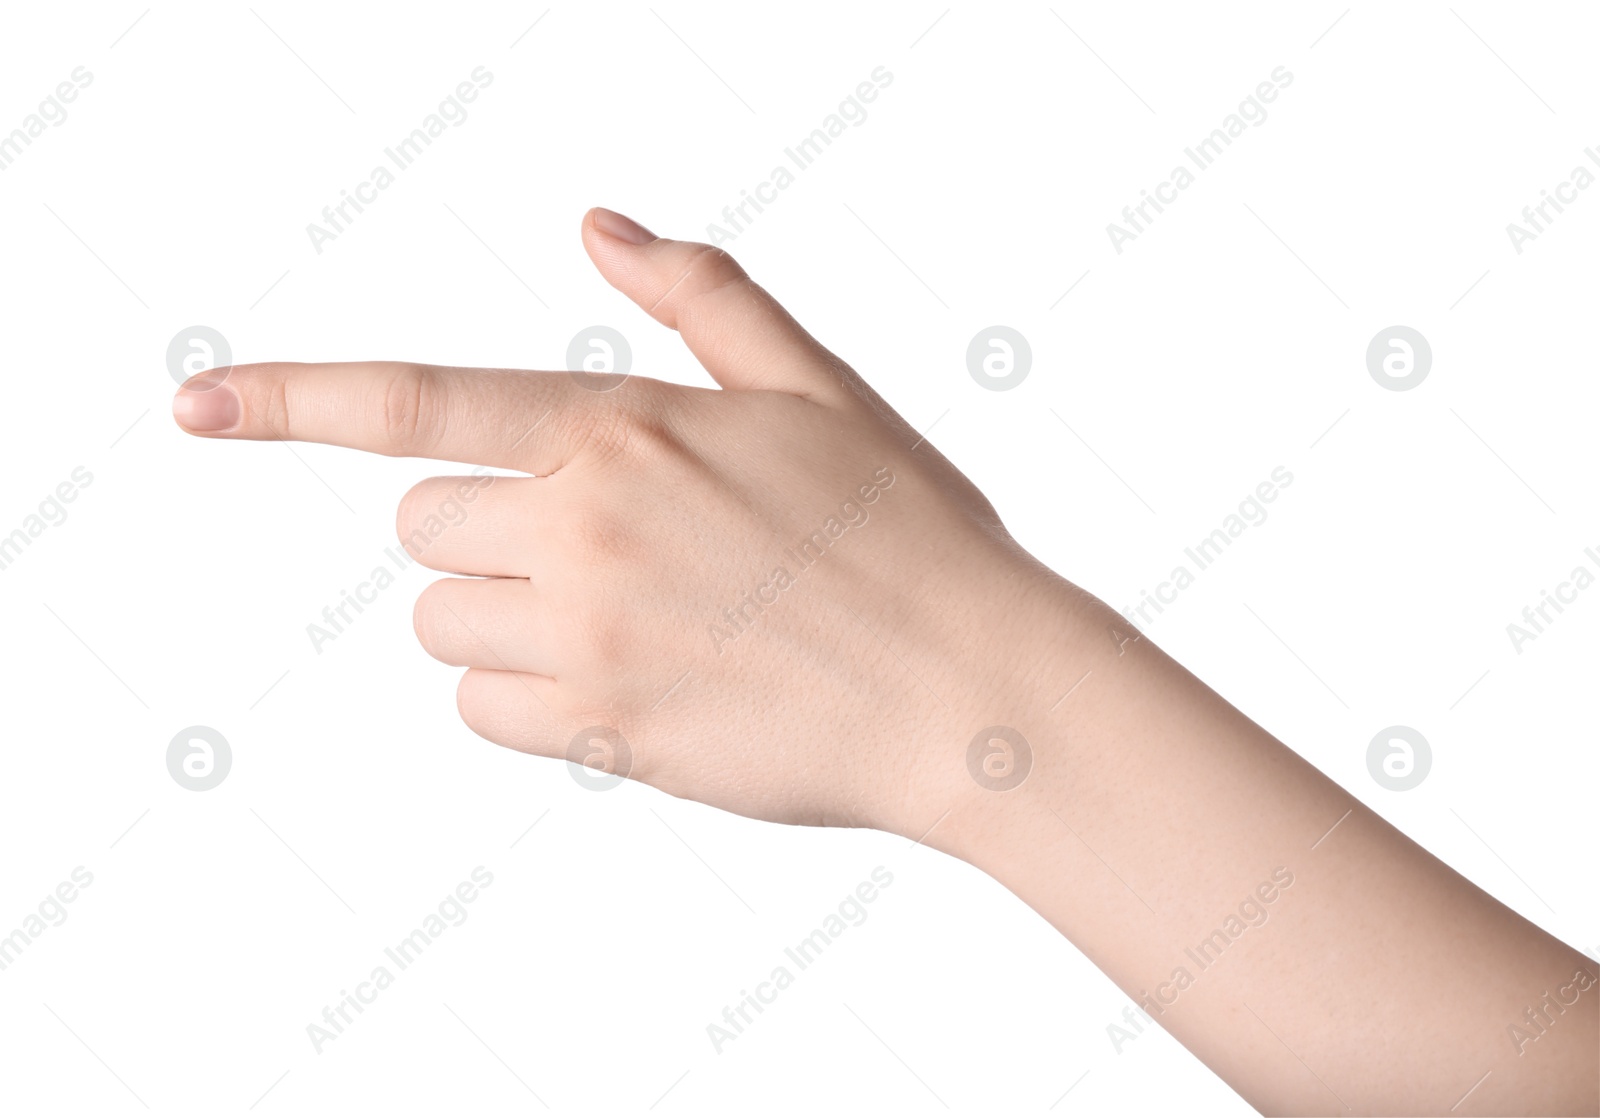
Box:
left=176, top=208, right=1598, bottom=1114
left=173, top=207, right=1086, bottom=838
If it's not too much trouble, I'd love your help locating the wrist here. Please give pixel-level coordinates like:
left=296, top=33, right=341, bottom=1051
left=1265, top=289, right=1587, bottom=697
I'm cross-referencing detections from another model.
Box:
left=879, top=559, right=1117, bottom=857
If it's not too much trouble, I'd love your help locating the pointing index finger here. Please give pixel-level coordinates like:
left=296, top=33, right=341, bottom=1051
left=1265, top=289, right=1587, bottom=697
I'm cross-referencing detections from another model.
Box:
left=172, top=361, right=586, bottom=474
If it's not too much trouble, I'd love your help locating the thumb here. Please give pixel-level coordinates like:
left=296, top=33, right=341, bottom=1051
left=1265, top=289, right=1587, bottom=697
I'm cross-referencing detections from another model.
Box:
left=581, top=207, right=849, bottom=397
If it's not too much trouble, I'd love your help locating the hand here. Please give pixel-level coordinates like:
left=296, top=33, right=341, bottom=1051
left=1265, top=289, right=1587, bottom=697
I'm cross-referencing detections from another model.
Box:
left=172, top=207, right=1083, bottom=836
left=175, top=208, right=1599, bottom=1114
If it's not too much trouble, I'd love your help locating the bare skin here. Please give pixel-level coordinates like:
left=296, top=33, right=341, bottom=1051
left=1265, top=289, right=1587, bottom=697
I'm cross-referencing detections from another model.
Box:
left=174, top=208, right=1598, bottom=1116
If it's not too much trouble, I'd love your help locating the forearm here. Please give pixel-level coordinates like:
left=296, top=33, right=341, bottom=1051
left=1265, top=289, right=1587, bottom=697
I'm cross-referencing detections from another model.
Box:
left=924, top=577, right=1598, bottom=1116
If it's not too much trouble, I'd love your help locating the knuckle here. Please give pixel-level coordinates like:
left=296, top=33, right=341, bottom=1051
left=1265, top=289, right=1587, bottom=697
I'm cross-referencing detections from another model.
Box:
left=263, top=371, right=293, bottom=439
left=674, top=244, right=748, bottom=313
left=584, top=387, right=682, bottom=466
left=664, top=244, right=764, bottom=360
left=617, top=411, right=681, bottom=465
left=379, top=363, right=437, bottom=455
left=556, top=390, right=613, bottom=460
left=569, top=503, right=633, bottom=564
left=682, top=241, right=740, bottom=277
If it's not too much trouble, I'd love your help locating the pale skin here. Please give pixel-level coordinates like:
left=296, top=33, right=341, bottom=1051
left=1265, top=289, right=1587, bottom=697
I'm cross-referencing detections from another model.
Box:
left=174, top=208, right=1597, bottom=1116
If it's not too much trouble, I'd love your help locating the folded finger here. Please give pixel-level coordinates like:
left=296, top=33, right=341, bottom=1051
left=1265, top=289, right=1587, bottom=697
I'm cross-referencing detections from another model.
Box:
left=396, top=474, right=542, bottom=578
left=413, top=577, right=555, bottom=677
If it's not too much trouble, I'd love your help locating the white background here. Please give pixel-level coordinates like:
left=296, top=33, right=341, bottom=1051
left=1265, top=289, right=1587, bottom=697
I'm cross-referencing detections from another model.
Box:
left=0, top=2, right=1596, bottom=1114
